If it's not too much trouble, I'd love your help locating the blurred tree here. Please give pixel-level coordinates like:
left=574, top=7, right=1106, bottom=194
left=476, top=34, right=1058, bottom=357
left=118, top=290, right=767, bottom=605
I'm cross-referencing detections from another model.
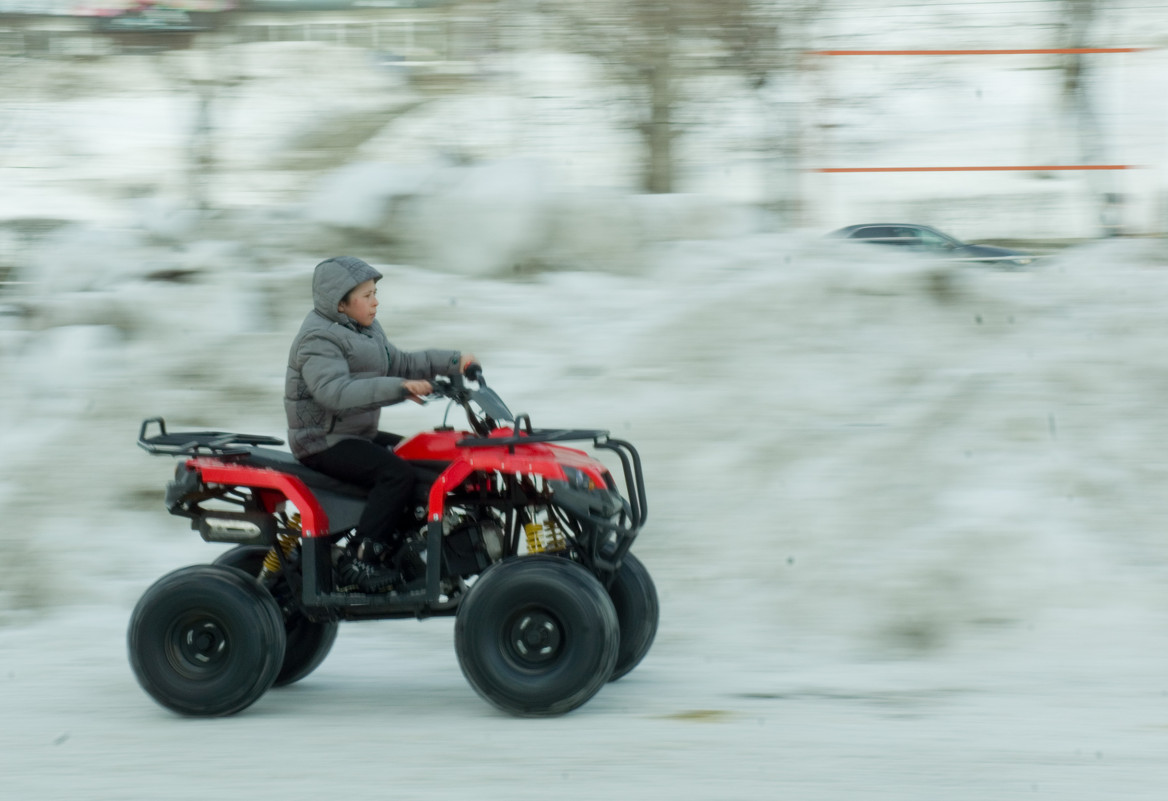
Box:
left=1059, top=0, right=1117, bottom=235
left=534, top=0, right=819, bottom=197
left=1060, top=0, right=1101, bottom=164
left=90, top=5, right=242, bottom=212
left=711, top=0, right=822, bottom=220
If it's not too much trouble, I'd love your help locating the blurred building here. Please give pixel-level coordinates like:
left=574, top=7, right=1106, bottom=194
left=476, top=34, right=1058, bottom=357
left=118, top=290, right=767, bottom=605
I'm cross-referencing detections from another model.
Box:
left=0, top=0, right=444, bottom=12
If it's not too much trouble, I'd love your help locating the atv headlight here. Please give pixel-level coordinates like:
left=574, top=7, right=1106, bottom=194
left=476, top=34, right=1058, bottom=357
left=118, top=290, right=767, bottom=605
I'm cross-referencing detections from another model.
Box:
left=561, top=466, right=597, bottom=491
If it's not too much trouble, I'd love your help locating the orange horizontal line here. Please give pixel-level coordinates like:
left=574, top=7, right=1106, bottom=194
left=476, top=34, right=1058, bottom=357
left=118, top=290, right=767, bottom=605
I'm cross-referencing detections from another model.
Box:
left=815, top=165, right=1137, bottom=173
left=811, top=48, right=1149, bottom=56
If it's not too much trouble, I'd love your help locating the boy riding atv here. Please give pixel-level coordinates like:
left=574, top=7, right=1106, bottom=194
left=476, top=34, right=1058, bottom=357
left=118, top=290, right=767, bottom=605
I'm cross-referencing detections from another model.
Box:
left=129, top=258, right=657, bottom=717
left=285, top=256, right=476, bottom=593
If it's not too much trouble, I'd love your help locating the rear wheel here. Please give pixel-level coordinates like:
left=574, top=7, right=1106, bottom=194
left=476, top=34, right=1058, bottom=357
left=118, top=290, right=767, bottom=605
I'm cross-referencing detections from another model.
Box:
left=606, top=551, right=659, bottom=681
left=213, top=545, right=339, bottom=687
left=455, top=556, right=619, bottom=716
left=128, top=564, right=286, bottom=716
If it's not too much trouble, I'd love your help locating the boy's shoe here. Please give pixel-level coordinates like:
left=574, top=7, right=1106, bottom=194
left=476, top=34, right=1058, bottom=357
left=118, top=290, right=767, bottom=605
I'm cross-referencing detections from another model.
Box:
left=357, top=539, right=393, bottom=564
left=338, top=558, right=400, bottom=593
left=337, top=540, right=400, bottom=592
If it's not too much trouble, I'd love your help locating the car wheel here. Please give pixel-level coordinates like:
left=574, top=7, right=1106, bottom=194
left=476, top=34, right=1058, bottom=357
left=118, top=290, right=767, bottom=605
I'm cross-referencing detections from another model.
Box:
left=605, top=552, right=659, bottom=682
left=128, top=564, right=286, bottom=717
left=213, top=545, right=339, bottom=687
left=455, top=556, right=619, bottom=716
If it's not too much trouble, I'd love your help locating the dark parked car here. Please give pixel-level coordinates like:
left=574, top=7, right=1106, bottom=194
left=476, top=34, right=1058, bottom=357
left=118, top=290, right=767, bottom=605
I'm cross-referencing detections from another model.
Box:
left=828, top=224, right=1034, bottom=267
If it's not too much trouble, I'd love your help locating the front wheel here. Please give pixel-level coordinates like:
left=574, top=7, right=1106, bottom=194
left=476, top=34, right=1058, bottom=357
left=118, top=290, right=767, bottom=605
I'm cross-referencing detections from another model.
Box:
left=128, top=564, right=286, bottom=717
left=213, top=545, right=339, bottom=687
left=606, top=551, right=659, bottom=681
left=455, top=556, right=619, bottom=716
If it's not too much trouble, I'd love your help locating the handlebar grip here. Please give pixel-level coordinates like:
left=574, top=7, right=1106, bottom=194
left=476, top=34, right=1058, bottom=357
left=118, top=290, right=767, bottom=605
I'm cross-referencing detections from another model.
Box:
left=463, top=362, right=483, bottom=382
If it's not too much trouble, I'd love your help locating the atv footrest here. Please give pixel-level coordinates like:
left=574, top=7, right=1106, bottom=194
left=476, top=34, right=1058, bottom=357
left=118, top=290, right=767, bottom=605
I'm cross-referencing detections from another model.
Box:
left=304, top=587, right=458, bottom=620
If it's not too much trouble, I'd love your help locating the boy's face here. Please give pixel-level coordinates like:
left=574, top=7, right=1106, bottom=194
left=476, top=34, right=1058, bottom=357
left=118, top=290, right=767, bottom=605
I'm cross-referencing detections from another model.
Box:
left=339, top=279, right=378, bottom=327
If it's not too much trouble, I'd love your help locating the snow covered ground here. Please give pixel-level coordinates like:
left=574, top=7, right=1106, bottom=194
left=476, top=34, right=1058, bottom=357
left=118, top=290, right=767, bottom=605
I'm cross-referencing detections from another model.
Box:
left=4, top=20, right=1168, bottom=801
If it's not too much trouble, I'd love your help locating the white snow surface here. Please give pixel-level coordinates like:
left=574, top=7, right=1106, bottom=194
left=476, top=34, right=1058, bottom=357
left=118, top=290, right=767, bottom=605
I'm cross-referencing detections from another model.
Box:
left=3, top=30, right=1168, bottom=801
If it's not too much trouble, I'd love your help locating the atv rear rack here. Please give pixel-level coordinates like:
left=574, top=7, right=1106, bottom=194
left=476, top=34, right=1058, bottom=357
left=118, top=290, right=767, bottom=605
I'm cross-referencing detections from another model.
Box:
left=138, top=417, right=284, bottom=458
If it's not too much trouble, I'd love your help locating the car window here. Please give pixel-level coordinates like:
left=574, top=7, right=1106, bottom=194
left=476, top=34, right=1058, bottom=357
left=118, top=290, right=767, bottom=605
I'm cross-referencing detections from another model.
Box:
left=914, top=228, right=952, bottom=250
left=887, top=227, right=922, bottom=246
left=853, top=226, right=897, bottom=242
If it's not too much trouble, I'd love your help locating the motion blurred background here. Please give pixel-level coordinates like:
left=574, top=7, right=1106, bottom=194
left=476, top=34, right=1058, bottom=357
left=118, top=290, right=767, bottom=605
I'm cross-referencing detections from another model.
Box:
left=4, top=0, right=1168, bottom=659
left=2, top=0, right=1166, bottom=255
left=5, top=0, right=1168, bottom=646
left=3, top=5, right=1168, bottom=798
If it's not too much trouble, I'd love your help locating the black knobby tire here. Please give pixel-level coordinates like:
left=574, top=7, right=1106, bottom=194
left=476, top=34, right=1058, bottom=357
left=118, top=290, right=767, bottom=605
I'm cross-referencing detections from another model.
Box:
left=606, top=551, right=659, bottom=682
left=128, top=564, right=286, bottom=717
left=454, top=556, right=619, bottom=717
left=213, top=545, right=339, bottom=687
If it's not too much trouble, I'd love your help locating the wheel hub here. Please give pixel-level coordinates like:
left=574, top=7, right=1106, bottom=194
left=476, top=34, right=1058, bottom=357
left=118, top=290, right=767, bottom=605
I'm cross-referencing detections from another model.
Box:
left=508, top=611, right=562, bottom=664
left=172, top=618, right=229, bottom=672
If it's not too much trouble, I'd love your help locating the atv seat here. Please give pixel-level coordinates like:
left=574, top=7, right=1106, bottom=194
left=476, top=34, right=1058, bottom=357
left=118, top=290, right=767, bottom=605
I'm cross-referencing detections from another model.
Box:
left=243, top=448, right=449, bottom=501
left=242, top=449, right=451, bottom=537
left=243, top=447, right=369, bottom=499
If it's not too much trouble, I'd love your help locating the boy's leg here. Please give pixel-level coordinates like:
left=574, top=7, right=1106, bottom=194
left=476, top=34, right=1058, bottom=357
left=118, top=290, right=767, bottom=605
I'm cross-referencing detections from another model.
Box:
left=303, top=437, right=415, bottom=548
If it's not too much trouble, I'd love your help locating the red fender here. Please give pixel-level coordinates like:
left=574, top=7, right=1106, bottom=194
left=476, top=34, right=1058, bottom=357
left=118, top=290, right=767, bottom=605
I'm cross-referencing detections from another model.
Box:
left=187, top=458, right=332, bottom=538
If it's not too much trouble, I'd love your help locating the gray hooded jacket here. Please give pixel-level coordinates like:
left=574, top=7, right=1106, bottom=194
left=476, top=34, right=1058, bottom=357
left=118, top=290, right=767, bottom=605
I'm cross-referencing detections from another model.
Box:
left=284, top=256, right=461, bottom=459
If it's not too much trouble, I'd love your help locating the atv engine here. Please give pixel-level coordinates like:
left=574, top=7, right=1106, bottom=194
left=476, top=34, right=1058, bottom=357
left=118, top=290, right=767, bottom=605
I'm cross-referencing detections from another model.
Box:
left=442, top=514, right=505, bottom=578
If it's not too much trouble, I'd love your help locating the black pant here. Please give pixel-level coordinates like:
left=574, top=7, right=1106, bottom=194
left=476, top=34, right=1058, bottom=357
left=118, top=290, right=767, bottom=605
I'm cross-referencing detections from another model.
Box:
left=301, top=432, right=414, bottom=551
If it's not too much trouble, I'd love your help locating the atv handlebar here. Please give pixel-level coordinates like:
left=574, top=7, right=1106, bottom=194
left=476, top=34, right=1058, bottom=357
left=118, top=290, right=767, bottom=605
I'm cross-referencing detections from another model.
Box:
left=429, top=368, right=514, bottom=436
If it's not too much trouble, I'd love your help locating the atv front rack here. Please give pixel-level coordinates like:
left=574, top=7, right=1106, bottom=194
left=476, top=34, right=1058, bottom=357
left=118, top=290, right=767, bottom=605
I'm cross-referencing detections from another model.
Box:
left=455, top=426, right=609, bottom=449
left=138, top=417, right=285, bottom=457
left=457, top=419, right=648, bottom=572
left=459, top=419, right=646, bottom=524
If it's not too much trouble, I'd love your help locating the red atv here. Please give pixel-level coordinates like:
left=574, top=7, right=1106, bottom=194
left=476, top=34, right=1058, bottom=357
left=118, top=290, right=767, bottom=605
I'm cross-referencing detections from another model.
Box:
left=129, top=368, right=656, bottom=717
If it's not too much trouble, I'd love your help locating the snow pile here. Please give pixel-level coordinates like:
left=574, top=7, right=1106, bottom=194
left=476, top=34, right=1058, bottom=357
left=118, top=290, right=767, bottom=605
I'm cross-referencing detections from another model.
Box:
left=307, top=158, right=762, bottom=275
left=5, top=216, right=1168, bottom=660
left=4, top=37, right=1168, bottom=657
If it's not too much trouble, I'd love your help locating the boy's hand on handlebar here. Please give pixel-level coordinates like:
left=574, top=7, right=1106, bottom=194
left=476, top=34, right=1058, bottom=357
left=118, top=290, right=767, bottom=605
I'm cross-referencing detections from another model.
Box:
left=403, top=379, right=432, bottom=403
left=460, top=353, right=481, bottom=381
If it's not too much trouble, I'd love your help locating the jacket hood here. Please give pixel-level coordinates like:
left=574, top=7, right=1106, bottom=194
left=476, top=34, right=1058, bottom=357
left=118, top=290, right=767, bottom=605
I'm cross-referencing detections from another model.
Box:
left=312, top=256, right=382, bottom=324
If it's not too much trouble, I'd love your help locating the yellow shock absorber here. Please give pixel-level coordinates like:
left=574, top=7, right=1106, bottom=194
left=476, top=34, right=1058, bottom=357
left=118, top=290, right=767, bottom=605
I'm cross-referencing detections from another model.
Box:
left=525, top=522, right=545, bottom=554
left=261, top=515, right=301, bottom=578
left=543, top=518, right=567, bottom=552
left=525, top=520, right=567, bottom=554
left=262, top=546, right=282, bottom=575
